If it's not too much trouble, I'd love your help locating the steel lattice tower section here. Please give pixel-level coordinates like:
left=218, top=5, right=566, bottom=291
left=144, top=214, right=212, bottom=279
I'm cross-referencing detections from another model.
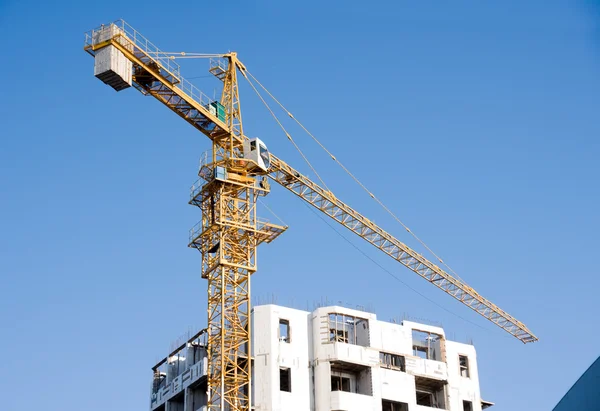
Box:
left=189, top=53, right=286, bottom=411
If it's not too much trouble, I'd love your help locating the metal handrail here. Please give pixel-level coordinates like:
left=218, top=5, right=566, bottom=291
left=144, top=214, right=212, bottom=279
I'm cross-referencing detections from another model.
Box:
left=84, top=20, right=218, bottom=115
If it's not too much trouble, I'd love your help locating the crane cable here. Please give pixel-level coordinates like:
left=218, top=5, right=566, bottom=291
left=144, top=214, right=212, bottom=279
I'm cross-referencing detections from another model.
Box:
left=244, top=75, right=332, bottom=192
left=145, top=52, right=226, bottom=59
left=245, top=70, right=467, bottom=286
left=258, top=198, right=287, bottom=227
left=245, top=71, right=504, bottom=338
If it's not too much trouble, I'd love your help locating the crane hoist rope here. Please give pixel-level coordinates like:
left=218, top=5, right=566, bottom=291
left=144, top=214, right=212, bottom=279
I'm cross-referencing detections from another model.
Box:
left=240, top=72, right=535, bottom=342
left=244, top=69, right=468, bottom=286
left=247, top=75, right=499, bottom=332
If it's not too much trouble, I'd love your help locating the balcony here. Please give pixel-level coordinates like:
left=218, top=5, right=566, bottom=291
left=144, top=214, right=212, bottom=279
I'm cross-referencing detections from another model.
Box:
left=151, top=357, right=207, bottom=410
left=405, top=357, right=447, bottom=381
left=415, top=406, right=445, bottom=411
left=319, top=342, right=380, bottom=367
left=330, top=390, right=376, bottom=411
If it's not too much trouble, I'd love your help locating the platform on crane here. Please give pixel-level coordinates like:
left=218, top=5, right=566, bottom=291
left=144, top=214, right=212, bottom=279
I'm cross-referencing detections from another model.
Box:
left=209, top=57, right=228, bottom=81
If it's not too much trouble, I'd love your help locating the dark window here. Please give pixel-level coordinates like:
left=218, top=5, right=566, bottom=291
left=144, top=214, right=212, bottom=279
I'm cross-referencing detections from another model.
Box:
left=279, top=368, right=291, bottom=392
left=279, top=319, right=290, bottom=343
left=331, top=375, right=351, bottom=392
left=250, top=140, right=256, bottom=151
left=382, top=400, right=409, bottom=411
left=459, top=355, right=470, bottom=378
left=463, top=400, right=473, bottom=411
left=416, top=390, right=434, bottom=407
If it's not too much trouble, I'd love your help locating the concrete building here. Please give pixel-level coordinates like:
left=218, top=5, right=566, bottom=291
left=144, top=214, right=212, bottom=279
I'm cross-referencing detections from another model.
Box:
left=150, top=305, right=493, bottom=411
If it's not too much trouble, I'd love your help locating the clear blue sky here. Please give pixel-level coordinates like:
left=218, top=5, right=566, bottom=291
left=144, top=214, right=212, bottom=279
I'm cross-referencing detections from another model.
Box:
left=1, top=1, right=599, bottom=410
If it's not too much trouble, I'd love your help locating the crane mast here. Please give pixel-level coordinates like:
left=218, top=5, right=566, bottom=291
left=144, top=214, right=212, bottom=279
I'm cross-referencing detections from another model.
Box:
left=83, top=18, right=537, bottom=411
left=189, top=54, right=287, bottom=411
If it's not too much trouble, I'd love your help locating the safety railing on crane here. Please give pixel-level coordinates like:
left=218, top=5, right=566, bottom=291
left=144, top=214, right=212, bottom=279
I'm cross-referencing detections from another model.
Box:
left=83, top=19, right=218, bottom=114
left=209, top=57, right=228, bottom=80
left=190, top=150, right=273, bottom=204
left=188, top=221, right=204, bottom=245
left=256, top=217, right=279, bottom=233
left=189, top=216, right=278, bottom=245
left=84, top=20, right=182, bottom=80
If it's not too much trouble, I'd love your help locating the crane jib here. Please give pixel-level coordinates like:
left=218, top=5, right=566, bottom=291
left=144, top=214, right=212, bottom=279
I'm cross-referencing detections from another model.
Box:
left=267, top=155, right=538, bottom=344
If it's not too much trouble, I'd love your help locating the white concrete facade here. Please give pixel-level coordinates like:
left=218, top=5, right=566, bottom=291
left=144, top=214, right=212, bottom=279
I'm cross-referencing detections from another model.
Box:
left=150, top=305, right=492, bottom=411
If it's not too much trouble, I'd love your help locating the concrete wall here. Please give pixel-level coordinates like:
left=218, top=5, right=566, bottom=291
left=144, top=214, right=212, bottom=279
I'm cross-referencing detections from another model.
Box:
left=377, top=321, right=413, bottom=354
left=445, top=341, right=482, bottom=411
left=380, top=367, right=416, bottom=405
left=330, top=390, right=377, bottom=411
left=252, top=305, right=312, bottom=411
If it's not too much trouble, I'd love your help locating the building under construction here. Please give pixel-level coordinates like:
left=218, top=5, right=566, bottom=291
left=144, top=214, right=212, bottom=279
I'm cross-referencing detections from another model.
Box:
left=150, top=304, right=493, bottom=411
left=83, top=19, right=537, bottom=411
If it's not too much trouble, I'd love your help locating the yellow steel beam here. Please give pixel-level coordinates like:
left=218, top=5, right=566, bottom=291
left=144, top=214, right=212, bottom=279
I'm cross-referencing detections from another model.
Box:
left=268, top=154, right=538, bottom=344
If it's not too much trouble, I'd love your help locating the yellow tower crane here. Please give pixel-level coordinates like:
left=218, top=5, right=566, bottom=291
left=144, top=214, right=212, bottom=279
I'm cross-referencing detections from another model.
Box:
left=84, top=20, right=538, bottom=411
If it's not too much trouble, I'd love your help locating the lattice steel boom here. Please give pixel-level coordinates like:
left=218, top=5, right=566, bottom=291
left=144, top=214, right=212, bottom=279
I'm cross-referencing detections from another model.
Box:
left=83, top=19, right=537, bottom=411
left=267, top=155, right=537, bottom=343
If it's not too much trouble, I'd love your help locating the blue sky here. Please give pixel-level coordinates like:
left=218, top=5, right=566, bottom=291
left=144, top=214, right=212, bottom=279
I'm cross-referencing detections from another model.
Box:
left=1, top=1, right=599, bottom=410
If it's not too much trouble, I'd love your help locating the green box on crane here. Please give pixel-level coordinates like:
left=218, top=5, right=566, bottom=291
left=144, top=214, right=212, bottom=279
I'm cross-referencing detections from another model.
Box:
left=210, top=101, right=226, bottom=123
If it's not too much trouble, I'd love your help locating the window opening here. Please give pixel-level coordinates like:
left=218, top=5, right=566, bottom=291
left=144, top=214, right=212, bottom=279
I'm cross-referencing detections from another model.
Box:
left=330, top=364, right=372, bottom=396
left=328, top=313, right=369, bottom=346
left=279, top=367, right=291, bottom=392
left=279, top=319, right=290, bottom=343
left=330, top=375, right=351, bottom=392
left=259, top=144, right=270, bottom=169
left=412, top=329, right=443, bottom=361
left=414, top=346, right=428, bottom=359
left=416, top=390, right=434, bottom=407
left=463, top=400, right=473, bottom=411
left=379, top=352, right=406, bottom=372
left=382, top=400, right=409, bottom=411
left=459, top=355, right=470, bottom=378
left=415, top=382, right=446, bottom=409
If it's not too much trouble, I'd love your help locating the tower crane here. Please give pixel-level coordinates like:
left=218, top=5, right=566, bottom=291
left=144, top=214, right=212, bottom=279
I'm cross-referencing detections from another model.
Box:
left=83, top=20, right=538, bottom=411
